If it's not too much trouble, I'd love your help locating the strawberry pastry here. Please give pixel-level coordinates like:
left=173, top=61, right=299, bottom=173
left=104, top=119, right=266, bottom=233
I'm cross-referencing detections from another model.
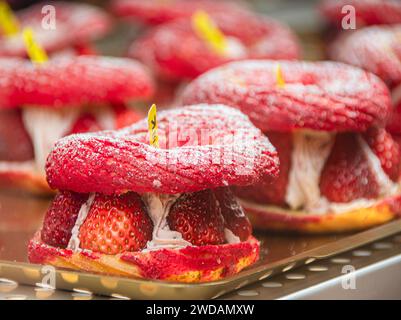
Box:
left=180, top=60, right=401, bottom=233
left=28, top=105, right=279, bottom=282
left=0, top=56, right=154, bottom=194
left=328, top=25, right=401, bottom=135
left=111, top=0, right=250, bottom=26
left=320, top=0, right=401, bottom=27
left=0, top=1, right=111, bottom=57
left=129, top=12, right=300, bottom=82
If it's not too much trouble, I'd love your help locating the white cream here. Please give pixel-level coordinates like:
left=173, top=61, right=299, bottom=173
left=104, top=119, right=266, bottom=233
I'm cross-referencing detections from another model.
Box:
left=284, top=132, right=400, bottom=215
left=285, top=131, right=334, bottom=211
left=224, top=228, right=240, bottom=244
left=224, top=37, right=247, bottom=59
left=0, top=160, right=36, bottom=173
left=22, top=107, right=80, bottom=173
left=67, top=193, right=95, bottom=251
left=142, top=193, right=192, bottom=251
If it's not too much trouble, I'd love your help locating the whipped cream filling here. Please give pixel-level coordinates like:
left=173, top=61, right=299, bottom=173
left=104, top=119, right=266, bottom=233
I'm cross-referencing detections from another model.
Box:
left=224, top=228, right=240, bottom=244
left=0, top=106, right=116, bottom=175
left=67, top=193, right=96, bottom=251
left=0, top=160, right=36, bottom=173
left=21, top=107, right=80, bottom=173
left=142, top=192, right=192, bottom=251
left=286, top=131, right=334, bottom=211
left=223, top=37, right=247, bottom=59
left=284, top=131, right=400, bottom=215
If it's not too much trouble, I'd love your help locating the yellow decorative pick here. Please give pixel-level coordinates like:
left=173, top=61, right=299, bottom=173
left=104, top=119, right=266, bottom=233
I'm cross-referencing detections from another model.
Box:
left=275, top=64, right=286, bottom=89
left=148, top=104, right=160, bottom=148
left=22, top=27, right=48, bottom=65
left=0, top=1, right=20, bottom=36
left=191, top=10, right=227, bottom=56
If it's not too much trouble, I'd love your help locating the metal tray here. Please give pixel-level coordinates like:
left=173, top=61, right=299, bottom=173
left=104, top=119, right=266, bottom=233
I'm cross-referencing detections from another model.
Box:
left=1, top=192, right=401, bottom=299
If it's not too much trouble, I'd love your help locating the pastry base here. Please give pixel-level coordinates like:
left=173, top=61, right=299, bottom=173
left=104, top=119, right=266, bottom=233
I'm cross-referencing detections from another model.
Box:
left=241, top=194, right=401, bottom=233
left=28, top=232, right=260, bottom=283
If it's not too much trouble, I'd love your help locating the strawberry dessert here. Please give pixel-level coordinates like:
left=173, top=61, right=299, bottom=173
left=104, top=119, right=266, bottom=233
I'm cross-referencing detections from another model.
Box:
left=111, top=0, right=251, bottom=26
left=129, top=12, right=300, bottom=82
left=180, top=60, right=401, bottom=233
left=0, top=1, right=111, bottom=57
left=328, top=25, right=401, bottom=136
left=0, top=56, right=154, bottom=194
left=320, top=0, right=401, bottom=27
left=28, top=105, right=279, bottom=282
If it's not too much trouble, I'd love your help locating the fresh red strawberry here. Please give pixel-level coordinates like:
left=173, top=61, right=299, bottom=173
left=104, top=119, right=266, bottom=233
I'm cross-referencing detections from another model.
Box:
left=233, top=132, right=291, bottom=206
left=68, top=113, right=102, bottom=135
left=79, top=192, right=153, bottom=254
left=41, top=191, right=89, bottom=248
left=320, top=133, right=380, bottom=203
left=167, top=190, right=225, bottom=246
left=214, top=187, right=252, bottom=241
left=363, top=127, right=401, bottom=181
left=0, top=109, right=34, bottom=161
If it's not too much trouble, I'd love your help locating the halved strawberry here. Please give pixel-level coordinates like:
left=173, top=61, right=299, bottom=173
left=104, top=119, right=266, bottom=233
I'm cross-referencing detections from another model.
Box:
left=215, top=187, right=252, bottom=241
left=320, top=133, right=380, bottom=203
left=68, top=113, right=102, bottom=135
left=79, top=192, right=153, bottom=254
left=363, top=127, right=401, bottom=182
left=0, top=109, right=34, bottom=161
left=233, top=132, right=291, bottom=206
left=167, top=190, right=225, bottom=246
left=41, top=191, right=89, bottom=248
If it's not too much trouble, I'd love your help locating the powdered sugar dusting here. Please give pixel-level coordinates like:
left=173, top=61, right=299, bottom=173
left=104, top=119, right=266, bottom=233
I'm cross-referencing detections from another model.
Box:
left=46, top=104, right=279, bottom=194
left=180, top=60, right=391, bottom=132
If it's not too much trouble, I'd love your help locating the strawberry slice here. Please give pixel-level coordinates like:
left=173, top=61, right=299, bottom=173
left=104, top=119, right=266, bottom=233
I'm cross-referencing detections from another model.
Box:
left=0, top=109, right=34, bottom=161
left=167, top=190, right=225, bottom=246
left=68, top=113, right=102, bottom=135
left=363, top=127, right=401, bottom=182
left=320, top=133, right=380, bottom=203
left=233, top=132, right=291, bottom=206
left=79, top=192, right=153, bottom=254
left=215, top=187, right=252, bottom=241
left=41, top=191, right=89, bottom=248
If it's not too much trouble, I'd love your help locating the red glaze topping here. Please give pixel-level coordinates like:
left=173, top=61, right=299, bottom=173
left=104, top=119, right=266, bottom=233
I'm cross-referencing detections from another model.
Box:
left=46, top=105, right=279, bottom=195
left=181, top=60, right=391, bottom=132
left=0, top=56, right=154, bottom=109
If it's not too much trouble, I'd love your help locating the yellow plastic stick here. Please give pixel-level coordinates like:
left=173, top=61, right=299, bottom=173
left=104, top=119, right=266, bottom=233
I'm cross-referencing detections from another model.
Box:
left=192, top=10, right=227, bottom=56
left=148, top=104, right=160, bottom=148
left=275, top=64, right=286, bottom=89
left=0, top=1, right=20, bottom=36
left=22, top=27, right=48, bottom=65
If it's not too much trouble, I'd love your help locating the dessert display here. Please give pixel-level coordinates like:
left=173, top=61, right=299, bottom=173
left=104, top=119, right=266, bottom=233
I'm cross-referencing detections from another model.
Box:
left=0, top=1, right=111, bottom=57
left=0, top=0, right=399, bottom=300
left=111, top=0, right=251, bottom=26
left=180, top=60, right=401, bottom=233
left=0, top=56, right=154, bottom=194
left=129, top=12, right=301, bottom=82
left=320, top=0, right=401, bottom=27
left=28, top=104, right=279, bottom=282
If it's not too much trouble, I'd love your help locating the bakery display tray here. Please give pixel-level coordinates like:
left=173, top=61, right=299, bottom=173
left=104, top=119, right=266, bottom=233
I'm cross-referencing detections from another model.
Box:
left=1, top=192, right=401, bottom=299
